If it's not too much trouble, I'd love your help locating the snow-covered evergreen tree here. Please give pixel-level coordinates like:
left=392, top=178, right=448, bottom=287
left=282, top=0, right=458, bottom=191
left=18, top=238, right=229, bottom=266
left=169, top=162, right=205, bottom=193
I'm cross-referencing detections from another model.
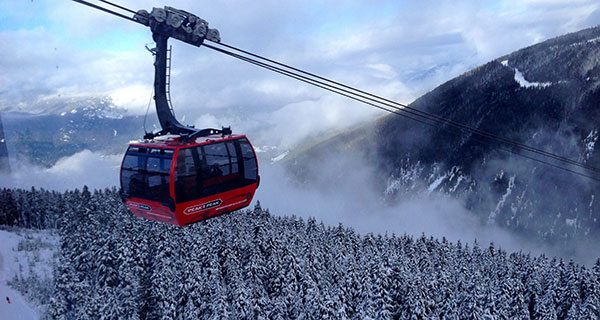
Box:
left=3, top=187, right=600, bottom=319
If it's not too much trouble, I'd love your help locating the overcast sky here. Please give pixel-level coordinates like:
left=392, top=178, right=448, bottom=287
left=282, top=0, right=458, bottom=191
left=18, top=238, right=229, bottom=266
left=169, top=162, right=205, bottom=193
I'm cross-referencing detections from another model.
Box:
left=1, top=0, right=599, bottom=147
left=1, top=1, right=599, bottom=260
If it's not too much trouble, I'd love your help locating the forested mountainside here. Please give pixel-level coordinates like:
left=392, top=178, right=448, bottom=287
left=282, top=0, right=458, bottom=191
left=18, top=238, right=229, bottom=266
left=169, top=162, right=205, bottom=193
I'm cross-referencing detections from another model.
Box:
left=288, top=26, right=600, bottom=246
left=0, top=112, right=10, bottom=172
left=1, top=188, right=600, bottom=319
left=1, top=97, right=139, bottom=166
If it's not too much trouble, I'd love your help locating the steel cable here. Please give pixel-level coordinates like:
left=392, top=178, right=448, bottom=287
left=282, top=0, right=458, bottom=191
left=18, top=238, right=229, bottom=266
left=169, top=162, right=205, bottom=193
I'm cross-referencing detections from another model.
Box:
left=203, top=43, right=600, bottom=181
left=70, top=0, right=600, bottom=181
left=209, top=41, right=600, bottom=175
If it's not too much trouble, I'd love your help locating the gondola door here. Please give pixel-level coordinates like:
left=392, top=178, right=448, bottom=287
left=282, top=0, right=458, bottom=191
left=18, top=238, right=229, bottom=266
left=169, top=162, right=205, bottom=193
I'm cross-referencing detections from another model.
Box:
left=173, top=137, right=259, bottom=225
left=120, top=146, right=177, bottom=224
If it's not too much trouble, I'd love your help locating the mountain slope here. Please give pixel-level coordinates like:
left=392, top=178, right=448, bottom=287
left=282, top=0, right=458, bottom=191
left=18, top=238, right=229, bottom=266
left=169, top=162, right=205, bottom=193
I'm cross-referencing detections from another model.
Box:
left=0, top=113, right=10, bottom=173
left=288, top=26, right=600, bottom=246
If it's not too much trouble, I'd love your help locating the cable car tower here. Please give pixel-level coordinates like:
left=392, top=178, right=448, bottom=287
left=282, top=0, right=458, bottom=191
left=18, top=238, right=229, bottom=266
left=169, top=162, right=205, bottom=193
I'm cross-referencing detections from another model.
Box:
left=73, top=0, right=600, bottom=227
left=134, top=7, right=230, bottom=140
left=72, top=1, right=259, bottom=226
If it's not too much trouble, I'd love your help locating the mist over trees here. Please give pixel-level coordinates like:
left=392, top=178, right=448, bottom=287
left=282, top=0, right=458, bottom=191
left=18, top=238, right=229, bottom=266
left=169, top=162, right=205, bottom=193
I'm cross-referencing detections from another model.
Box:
left=287, top=26, right=600, bottom=253
left=1, top=187, right=600, bottom=319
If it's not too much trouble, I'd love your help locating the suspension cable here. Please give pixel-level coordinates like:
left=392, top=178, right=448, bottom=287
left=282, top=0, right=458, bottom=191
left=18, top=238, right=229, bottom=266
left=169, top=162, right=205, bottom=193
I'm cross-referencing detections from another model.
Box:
left=203, top=43, right=600, bottom=181
left=98, top=0, right=137, bottom=15
left=204, top=42, right=600, bottom=175
left=72, top=0, right=142, bottom=24
left=143, top=87, right=154, bottom=135
left=209, top=42, right=600, bottom=173
left=210, top=46, right=600, bottom=181
left=69, top=0, right=600, bottom=181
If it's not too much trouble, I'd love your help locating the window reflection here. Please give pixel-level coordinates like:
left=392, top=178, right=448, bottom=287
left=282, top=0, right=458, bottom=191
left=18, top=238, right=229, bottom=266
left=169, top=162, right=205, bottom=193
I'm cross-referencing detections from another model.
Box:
left=175, top=139, right=257, bottom=203
left=121, top=147, right=173, bottom=203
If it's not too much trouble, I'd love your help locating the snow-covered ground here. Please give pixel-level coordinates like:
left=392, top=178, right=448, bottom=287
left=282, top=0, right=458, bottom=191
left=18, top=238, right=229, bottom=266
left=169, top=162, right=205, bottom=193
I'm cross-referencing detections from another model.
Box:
left=271, top=150, right=289, bottom=163
left=501, top=60, right=552, bottom=88
left=0, top=229, right=59, bottom=320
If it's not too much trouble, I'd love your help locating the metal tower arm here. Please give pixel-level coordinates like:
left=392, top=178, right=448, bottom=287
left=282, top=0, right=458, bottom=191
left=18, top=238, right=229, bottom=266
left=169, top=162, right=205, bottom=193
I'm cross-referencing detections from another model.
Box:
left=71, top=1, right=230, bottom=139
left=133, top=7, right=225, bottom=139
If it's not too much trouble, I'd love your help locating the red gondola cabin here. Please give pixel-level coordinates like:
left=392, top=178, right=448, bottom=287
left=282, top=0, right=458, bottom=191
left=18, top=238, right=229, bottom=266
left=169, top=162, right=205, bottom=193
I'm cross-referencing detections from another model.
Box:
left=120, top=134, right=259, bottom=226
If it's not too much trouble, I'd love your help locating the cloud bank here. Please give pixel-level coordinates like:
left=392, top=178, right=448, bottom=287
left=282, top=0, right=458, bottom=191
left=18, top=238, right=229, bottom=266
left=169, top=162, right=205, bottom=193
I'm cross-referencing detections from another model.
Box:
left=255, top=155, right=600, bottom=264
left=0, top=141, right=596, bottom=264
left=1, top=0, right=599, bottom=149
left=0, top=150, right=121, bottom=191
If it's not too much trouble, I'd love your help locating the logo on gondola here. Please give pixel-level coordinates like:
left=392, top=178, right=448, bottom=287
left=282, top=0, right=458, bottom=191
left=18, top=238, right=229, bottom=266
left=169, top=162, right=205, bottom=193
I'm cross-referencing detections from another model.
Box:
left=129, top=202, right=152, bottom=211
left=184, top=199, right=223, bottom=215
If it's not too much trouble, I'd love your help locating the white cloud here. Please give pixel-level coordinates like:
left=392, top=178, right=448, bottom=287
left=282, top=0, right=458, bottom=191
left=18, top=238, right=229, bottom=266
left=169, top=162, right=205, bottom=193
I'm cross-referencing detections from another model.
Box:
left=365, top=63, right=398, bottom=80
left=192, top=113, right=224, bottom=129
left=0, top=150, right=121, bottom=191
left=2, top=0, right=600, bottom=152
left=255, top=156, right=557, bottom=259
left=0, top=1, right=597, bottom=143
left=108, top=84, right=153, bottom=114
left=258, top=94, right=381, bottom=148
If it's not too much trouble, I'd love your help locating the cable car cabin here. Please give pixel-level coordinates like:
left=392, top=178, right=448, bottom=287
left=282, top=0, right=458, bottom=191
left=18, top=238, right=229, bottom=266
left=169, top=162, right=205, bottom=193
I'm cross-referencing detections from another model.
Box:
left=119, top=134, right=259, bottom=226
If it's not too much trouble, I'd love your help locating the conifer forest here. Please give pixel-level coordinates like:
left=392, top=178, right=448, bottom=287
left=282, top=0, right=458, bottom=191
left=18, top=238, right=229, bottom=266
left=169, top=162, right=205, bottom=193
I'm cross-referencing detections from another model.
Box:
left=1, top=187, right=599, bottom=319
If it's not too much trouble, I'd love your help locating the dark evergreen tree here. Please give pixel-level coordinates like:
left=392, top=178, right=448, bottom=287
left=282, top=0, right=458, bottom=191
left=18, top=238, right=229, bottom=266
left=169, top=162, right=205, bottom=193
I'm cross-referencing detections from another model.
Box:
left=3, top=187, right=600, bottom=319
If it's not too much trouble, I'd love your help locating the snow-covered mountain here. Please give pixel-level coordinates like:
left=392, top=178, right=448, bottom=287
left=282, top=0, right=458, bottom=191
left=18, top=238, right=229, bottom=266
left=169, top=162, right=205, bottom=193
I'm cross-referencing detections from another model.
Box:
left=2, top=96, right=125, bottom=118
left=286, top=26, right=600, bottom=247
left=1, top=97, right=143, bottom=166
left=0, top=95, right=286, bottom=168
